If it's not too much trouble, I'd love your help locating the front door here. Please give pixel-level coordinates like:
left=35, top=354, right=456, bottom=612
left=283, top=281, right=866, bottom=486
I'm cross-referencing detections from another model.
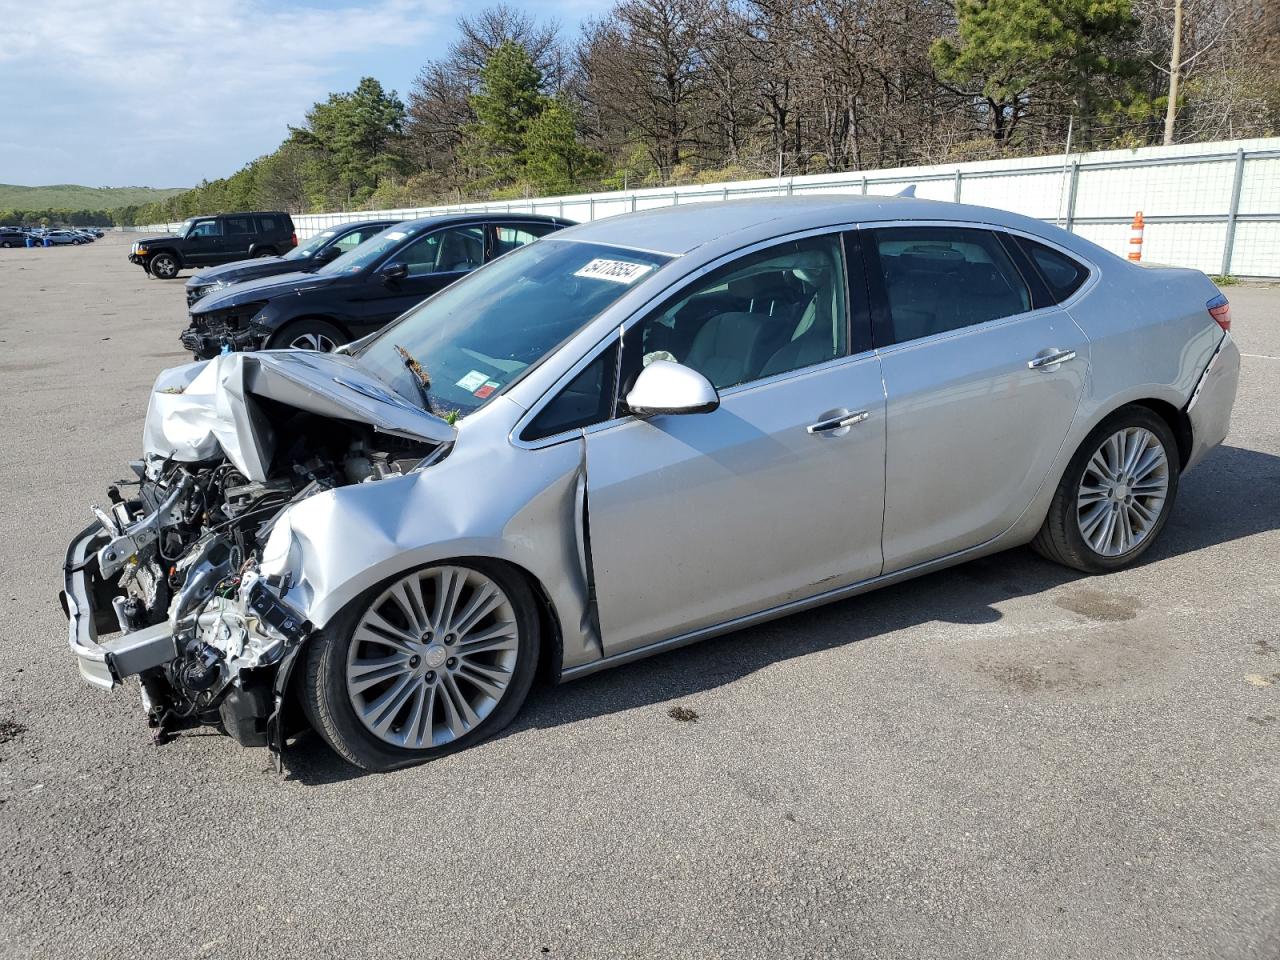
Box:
left=348, top=225, right=486, bottom=335
left=584, top=232, right=887, bottom=655
left=864, top=224, right=1089, bottom=572
left=185, top=218, right=222, bottom=265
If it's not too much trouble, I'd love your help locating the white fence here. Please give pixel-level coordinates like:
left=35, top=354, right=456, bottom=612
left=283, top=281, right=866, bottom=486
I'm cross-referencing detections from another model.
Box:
left=140, top=137, right=1280, bottom=277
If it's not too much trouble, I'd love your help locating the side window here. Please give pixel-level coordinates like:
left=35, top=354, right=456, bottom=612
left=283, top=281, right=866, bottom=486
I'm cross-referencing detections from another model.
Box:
left=258, top=216, right=278, bottom=233
left=189, top=220, right=220, bottom=238
left=869, top=226, right=1031, bottom=346
left=333, top=228, right=373, bottom=253
left=1017, top=237, right=1088, bottom=303
left=522, top=343, right=619, bottom=442
left=223, top=217, right=253, bottom=235
left=619, top=234, right=848, bottom=394
left=493, top=223, right=557, bottom=258
left=398, top=226, right=486, bottom=277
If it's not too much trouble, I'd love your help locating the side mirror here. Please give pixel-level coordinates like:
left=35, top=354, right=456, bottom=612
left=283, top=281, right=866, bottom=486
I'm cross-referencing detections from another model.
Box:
left=317, top=246, right=342, bottom=262
left=625, top=360, right=719, bottom=417
left=380, top=261, right=408, bottom=282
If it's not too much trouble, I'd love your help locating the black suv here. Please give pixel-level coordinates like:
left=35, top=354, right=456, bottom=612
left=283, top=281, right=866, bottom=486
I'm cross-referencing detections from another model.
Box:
left=0, top=227, right=26, bottom=248
left=181, top=213, right=572, bottom=358
left=185, top=219, right=399, bottom=306
left=130, top=212, right=296, bottom=279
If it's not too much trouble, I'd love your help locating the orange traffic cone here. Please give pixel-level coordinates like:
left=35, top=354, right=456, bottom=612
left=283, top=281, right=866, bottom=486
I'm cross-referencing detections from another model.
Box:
left=1127, top=211, right=1144, bottom=262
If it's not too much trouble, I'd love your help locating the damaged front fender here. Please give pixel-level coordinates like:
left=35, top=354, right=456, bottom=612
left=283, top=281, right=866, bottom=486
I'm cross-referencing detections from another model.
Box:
left=258, top=404, right=599, bottom=674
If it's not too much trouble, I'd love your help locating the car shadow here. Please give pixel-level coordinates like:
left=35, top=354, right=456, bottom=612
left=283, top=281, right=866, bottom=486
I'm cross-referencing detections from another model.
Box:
left=282, top=443, right=1280, bottom=785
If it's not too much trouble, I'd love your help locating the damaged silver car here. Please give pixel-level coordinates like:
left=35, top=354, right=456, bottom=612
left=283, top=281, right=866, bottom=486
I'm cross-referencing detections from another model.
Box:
left=62, top=197, right=1239, bottom=771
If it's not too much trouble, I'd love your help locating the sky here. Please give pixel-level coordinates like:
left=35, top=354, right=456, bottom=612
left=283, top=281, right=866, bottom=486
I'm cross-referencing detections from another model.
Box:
left=0, top=0, right=606, bottom=189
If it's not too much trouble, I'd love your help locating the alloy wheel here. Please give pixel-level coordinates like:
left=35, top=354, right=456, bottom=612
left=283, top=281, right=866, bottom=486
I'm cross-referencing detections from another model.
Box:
left=288, top=332, right=338, bottom=351
left=1075, top=426, right=1170, bottom=557
left=345, top=566, right=520, bottom=749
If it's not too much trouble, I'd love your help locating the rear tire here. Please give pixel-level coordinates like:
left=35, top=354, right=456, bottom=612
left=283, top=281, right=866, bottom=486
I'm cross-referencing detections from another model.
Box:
left=254, top=247, right=277, bottom=258
left=149, top=252, right=179, bottom=279
left=301, top=560, right=540, bottom=771
left=1032, top=405, right=1179, bottom=573
left=269, top=318, right=346, bottom=352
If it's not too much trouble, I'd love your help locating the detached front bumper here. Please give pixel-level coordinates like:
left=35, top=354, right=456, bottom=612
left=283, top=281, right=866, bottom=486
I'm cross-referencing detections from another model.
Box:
left=62, top=522, right=176, bottom=690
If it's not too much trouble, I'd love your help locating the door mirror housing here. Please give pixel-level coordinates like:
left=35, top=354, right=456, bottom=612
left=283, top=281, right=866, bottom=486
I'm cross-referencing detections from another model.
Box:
left=317, top=245, right=342, bottom=262
left=380, top=261, right=408, bottom=282
left=625, top=360, right=720, bottom=417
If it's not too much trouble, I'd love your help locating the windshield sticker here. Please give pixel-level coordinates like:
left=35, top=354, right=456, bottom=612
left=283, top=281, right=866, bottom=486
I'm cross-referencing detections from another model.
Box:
left=384, top=231, right=408, bottom=241
left=573, top=258, right=654, bottom=285
left=473, top=380, right=501, bottom=400
left=456, top=370, right=489, bottom=392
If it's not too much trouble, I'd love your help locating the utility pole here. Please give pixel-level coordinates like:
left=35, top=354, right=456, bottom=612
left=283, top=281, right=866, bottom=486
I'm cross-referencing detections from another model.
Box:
left=1163, top=0, right=1183, bottom=146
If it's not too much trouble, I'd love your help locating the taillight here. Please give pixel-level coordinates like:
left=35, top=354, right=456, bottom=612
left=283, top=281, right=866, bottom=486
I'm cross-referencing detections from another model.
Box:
left=1207, top=293, right=1231, bottom=332
left=291, top=231, right=298, bottom=247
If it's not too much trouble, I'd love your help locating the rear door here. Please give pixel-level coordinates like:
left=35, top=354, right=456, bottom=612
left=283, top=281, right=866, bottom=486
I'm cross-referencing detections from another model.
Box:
left=345, top=224, right=487, bottom=335
left=488, top=221, right=561, bottom=261
left=866, top=224, right=1089, bottom=572
left=220, top=215, right=255, bottom=261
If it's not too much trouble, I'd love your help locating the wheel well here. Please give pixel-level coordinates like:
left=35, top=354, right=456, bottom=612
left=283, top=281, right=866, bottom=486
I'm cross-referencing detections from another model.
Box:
left=1130, top=398, right=1193, bottom=469
left=500, top=560, right=565, bottom=684
left=149, top=247, right=180, bottom=265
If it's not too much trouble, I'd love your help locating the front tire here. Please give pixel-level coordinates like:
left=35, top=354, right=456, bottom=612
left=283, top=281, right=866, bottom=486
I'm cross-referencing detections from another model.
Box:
left=302, top=561, right=540, bottom=771
left=1032, top=405, right=1179, bottom=573
left=149, top=252, right=179, bottom=279
left=269, top=318, right=346, bottom=352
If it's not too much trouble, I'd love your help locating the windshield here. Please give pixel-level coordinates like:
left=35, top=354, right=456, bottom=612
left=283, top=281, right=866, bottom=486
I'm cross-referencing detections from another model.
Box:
left=355, top=238, right=671, bottom=418
left=179, top=218, right=195, bottom=237
left=318, top=226, right=407, bottom=276
left=284, top=229, right=337, bottom=261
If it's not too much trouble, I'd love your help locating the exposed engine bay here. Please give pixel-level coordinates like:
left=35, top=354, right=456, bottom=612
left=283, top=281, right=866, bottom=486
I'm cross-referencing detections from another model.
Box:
left=63, top=351, right=451, bottom=757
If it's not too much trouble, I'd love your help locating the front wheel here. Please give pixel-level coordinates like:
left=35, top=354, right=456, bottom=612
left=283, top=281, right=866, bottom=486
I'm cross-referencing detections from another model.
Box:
left=269, top=318, right=346, bottom=352
left=149, top=252, right=179, bottom=279
left=1032, top=405, right=1179, bottom=573
left=302, top=561, right=541, bottom=771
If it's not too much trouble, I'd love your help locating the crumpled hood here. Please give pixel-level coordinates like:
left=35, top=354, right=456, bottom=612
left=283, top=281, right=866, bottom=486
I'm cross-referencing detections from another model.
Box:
left=143, top=351, right=455, bottom=481
left=191, top=270, right=337, bottom=315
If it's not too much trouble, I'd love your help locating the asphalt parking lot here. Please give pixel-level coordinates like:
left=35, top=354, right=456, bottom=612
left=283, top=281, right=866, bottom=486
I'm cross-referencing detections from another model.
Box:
left=0, top=232, right=1277, bottom=960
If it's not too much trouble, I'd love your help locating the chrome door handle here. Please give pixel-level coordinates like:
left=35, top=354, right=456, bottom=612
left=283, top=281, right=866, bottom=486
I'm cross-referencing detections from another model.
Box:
left=1027, top=350, right=1077, bottom=369
left=806, top=410, right=870, bottom=434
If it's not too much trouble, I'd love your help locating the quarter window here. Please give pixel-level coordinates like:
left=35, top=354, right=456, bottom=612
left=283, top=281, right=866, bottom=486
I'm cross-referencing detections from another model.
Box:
left=619, top=234, right=849, bottom=394
left=868, top=227, right=1031, bottom=345
left=522, top=344, right=618, bottom=441
left=259, top=216, right=278, bottom=233
left=1018, top=237, right=1088, bottom=303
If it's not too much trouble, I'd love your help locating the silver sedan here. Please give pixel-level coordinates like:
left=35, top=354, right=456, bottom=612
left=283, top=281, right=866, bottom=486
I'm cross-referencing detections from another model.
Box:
left=63, top=197, right=1240, bottom=770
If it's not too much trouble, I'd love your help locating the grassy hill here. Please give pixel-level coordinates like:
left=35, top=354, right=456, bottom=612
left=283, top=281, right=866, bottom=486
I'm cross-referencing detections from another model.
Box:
left=0, top=184, right=188, bottom=210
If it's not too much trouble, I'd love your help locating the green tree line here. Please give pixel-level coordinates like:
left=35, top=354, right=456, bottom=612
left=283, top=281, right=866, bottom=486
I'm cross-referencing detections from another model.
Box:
left=134, top=0, right=1279, bottom=225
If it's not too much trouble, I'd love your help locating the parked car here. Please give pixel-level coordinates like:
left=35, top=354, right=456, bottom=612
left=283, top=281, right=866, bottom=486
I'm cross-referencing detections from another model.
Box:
left=185, top=219, right=400, bottom=307
left=71, top=229, right=97, bottom=242
left=62, top=197, right=1239, bottom=771
left=0, top=227, right=25, bottom=247
left=129, top=211, right=296, bottom=279
left=180, top=213, right=571, bottom=357
left=44, top=230, right=83, bottom=245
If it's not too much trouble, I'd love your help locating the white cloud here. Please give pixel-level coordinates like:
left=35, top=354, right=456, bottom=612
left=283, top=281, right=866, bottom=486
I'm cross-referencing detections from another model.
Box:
left=0, top=0, right=460, bottom=186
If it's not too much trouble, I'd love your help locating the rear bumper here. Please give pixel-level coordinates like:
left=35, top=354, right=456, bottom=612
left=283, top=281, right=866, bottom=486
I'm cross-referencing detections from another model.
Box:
left=62, top=522, right=176, bottom=690
left=1185, top=332, right=1240, bottom=471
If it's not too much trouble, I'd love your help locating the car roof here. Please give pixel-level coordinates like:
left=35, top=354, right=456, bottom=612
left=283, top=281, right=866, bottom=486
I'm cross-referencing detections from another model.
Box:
left=397, top=212, right=573, bottom=231
left=552, top=196, right=1087, bottom=257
